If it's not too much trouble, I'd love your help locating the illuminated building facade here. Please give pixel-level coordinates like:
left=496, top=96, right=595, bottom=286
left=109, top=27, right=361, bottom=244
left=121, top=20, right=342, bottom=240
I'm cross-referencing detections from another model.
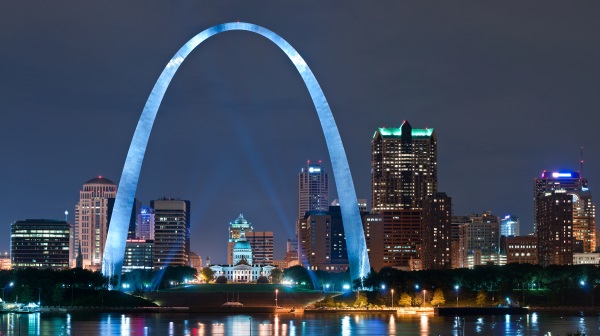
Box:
left=422, top=192, right=452, bottom=269
left=571, top=191, right=596, bottom=253
left=534, top=170, right=588, bottom=233
left=151, top=198, right=190, bottom=269
left=362, top=210, right=422, bottom=271
left=210, top=229, right=275, bottom=282
left=500, top=215, right=520, bottom=237
left=11, top=219, right=70, bottom=269
left=123, top=239, right=154, bottom=272
left=371, top=121, right=437, bottom=211
left=503, top=235, right=538, bottom=265
left=102, top=22, right=370, bottom=283
left=298, top=161, right=329, bottom=219
left=75, top=176, right=116, bottom=270
left=136, top=206, right=155, bottom=240
left=456, top=212, right=501, bottom=268
left=227, top=214, right=253, bottom=264
left=537, top=190, right=573, bottom=266
left=246, top=231, right=274, bottom=266
left=299, top=206, right=349, bottom=272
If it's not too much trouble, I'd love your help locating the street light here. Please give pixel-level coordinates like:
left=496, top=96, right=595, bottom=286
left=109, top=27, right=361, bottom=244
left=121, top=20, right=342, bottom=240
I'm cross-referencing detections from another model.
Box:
left=423, top=290, right=427, bottom=306
left=454, top=285, right=460, bottom=307
left=381, top=284, right=386, bottom=290
left=275, top=289, right=278, bottom=308
left=391, top=289, right=394, bottom=309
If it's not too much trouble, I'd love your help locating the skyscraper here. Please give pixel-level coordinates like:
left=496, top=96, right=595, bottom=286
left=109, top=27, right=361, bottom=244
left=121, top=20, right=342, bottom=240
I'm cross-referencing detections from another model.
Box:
left=537, top=190, right=573, bottom=266
left=371, top=121, right=437, bottom=211
left=369, top=121, right=441, bottom=270
left=74, top=176, right=117, bottom=270
left=534, top=170, right=595, bottom=254
left=151, top=198, right=190, bottom=269
left=421, top=192, right=452, bottom=269
left=299, top=206, right=349, bottom=272
left=298, top=161, right=329, bottom=219
left=534, top=170, right=588, bottom=233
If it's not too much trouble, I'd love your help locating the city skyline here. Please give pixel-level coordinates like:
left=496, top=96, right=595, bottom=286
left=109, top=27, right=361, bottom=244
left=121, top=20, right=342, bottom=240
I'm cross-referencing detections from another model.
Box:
left=1, top=3, right=599, bottom=264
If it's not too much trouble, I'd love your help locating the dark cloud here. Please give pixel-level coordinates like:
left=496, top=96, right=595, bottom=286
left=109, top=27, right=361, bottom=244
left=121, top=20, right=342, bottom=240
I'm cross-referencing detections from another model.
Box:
left=1, top=2, right=599, bottom=262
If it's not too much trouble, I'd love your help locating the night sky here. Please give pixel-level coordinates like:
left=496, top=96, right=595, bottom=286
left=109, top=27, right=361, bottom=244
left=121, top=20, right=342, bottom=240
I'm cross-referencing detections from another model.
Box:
left=1, top=2, right=599, bottom=264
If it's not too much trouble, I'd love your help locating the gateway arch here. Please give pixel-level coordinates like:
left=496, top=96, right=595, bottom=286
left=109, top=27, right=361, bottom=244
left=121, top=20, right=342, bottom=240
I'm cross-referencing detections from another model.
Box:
left=102, top=22, right=370, bottom=284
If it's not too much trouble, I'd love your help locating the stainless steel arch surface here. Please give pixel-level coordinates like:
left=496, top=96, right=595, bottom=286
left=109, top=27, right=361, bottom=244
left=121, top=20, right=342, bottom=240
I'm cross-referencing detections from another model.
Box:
left=102, top=22, right=370, bottom=283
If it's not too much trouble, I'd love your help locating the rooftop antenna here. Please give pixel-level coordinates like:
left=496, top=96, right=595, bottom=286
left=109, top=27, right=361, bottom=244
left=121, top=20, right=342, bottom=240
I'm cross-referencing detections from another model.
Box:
left=580, top=146, right=585, bottom=177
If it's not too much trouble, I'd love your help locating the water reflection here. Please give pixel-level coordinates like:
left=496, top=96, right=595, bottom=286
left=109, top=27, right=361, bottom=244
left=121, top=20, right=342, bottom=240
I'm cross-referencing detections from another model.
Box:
left=0, top=312, right=598, bottom=335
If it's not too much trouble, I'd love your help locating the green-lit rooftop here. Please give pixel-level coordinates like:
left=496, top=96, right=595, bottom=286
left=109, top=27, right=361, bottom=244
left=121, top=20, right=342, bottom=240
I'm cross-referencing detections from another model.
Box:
left=374, top=127, right=434, bottom=138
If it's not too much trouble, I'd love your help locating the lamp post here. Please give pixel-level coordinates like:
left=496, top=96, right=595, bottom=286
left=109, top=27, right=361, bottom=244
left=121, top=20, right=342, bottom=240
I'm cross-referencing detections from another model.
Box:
left=423, top=290, right=427, bottom=306
left=454, top=285, right=459, bottom=307
left=38, top=288, right=41, bottom=306
left=275, top=289, right=278, bottom=309
left=391, top=289, right=394, bottom=309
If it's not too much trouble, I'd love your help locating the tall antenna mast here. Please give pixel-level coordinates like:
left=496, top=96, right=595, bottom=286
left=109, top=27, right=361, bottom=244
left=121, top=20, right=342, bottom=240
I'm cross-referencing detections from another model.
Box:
left=580, top=146, right=585, bottom=177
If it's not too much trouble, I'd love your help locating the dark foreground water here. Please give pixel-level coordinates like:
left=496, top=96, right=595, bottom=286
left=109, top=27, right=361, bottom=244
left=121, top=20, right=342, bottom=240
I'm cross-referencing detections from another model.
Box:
left=0, top=311, right=598, bottom=335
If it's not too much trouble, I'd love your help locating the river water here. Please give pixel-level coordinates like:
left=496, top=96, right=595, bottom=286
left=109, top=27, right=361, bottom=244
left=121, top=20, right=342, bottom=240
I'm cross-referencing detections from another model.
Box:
left=0, top=311, right=597, bottom=335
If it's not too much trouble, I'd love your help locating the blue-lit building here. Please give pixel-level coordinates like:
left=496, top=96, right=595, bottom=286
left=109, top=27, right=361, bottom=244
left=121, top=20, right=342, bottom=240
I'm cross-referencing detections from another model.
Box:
left=500, top=215, right=520, bottom=237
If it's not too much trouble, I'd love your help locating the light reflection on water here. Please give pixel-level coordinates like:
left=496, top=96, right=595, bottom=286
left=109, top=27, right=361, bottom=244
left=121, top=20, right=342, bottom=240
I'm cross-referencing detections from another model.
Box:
left=0, top=312, right=597, bottom=335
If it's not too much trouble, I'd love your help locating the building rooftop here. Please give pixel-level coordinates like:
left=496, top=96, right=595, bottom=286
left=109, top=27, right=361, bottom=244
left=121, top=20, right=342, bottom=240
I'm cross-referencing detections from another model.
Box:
left=85, top=176, right=116, bottom=185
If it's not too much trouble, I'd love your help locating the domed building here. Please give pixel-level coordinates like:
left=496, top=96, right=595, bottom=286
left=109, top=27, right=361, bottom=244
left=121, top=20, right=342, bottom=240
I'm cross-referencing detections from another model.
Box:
left=211, top=216, right=275, bottom=283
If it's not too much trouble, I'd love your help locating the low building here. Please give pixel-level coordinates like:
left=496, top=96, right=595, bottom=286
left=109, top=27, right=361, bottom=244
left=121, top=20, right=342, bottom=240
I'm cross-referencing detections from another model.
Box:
left=123, top=239, right=154, bottom=272
left=210, top=229, right=274, bottom=282
left=503, top=235, right=538, bottom=265
left=573, top=253, right=600, bottom=265
left=11, top=219, right=70, bottom=270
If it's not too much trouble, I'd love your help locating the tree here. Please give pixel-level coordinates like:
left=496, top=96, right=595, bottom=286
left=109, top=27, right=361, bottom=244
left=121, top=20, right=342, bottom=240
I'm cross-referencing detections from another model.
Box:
left=52, top=284, right=64, bottom=307
left=201, top=267, right=215, bottom=283
left=216, top=276, right=228, bottom=284
left=256, top=276, right=269, bottom=284
left=476, top=290, right=487, bottom=307
left=354, top=291, right=368, bottom=308
left=270, top=268, right=283, bottom=284
left=430, top=288, right=446, bottom=306
left=398, top=293, right=412, bottom=307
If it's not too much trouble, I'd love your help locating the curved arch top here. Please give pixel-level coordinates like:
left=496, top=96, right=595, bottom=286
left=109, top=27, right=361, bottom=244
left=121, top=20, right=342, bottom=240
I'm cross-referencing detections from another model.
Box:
left=102, top=22, right=370, bottom=283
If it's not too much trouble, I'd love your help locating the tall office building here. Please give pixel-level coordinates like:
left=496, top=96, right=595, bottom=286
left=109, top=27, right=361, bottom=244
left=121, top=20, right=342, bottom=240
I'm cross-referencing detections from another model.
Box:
left=137, top=206, right=155, bottom=240
left=246, top=231, right=274, bottom=265
left=74, top=176, right=117, bottom=270
left=369, top=121, right=441, bottom=270
left=500, top=215, right=520, bottom=237
left=455, top=212, right=502, bottom=268
left=298, top=161, right=329, bottom=219
left=151, top=198, right=190, bottom=269
left=299, top=206, right=349, bottom=272
left=537, top=190, right=573, bottom=266
left=371, top=121, right=437, bottom=211
left=534, top=170, right=588, bottom=233
left=421, top=193, right=452, bottom=270
left=11, top=219, right=71, bottom=270
left=534, top=170, right=596, bottom=253
left=572, top=190, right=596, bottom=253
left=227, top=214, right=253, bottom=264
